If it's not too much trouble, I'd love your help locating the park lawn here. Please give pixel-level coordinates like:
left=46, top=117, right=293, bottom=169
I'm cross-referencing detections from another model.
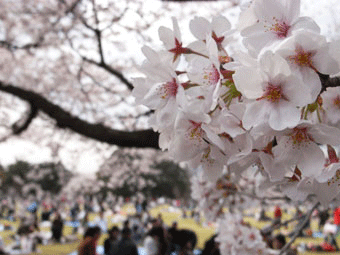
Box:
left=0, top=204, right=338, bottom=255
left=0, top=204, right=215, bottom=254
left=120, top=203, right=215, bottom=249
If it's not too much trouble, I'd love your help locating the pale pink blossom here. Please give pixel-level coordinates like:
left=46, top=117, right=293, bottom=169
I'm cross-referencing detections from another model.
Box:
left=233, top=52, right=312, bottom=130
left=240, top=0, right=320, bottom=55
left=273, top=122, right=340, bottom=177
left=322, top=87, right=340, bottom=124
left=277, top=30, right=339, bottom=99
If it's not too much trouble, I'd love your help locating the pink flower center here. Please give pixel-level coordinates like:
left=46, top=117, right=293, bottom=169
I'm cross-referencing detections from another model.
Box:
left=249, top=233, right=256, bottom=241
left=333, top=95, right=340, bottom=108
left=159, top=78, right=178, bottom=99
left=257, top=83, right=286, bottom=103
left=203, top=65, right=220, bottom=86
left=188, top=120, right=204, bottom=140
left=288, top=45, right=317, bottom=71
left=328, top=170, right=340, bottom=186
left=290, top=127, right=313, bottom=144
left=269, top=19, right=290, bottom=38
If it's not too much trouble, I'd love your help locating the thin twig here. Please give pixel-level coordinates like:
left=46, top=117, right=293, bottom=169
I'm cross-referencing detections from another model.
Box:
left=82, top=57, right=134, bottom=90
left=279, top=202, right=320, bottom=255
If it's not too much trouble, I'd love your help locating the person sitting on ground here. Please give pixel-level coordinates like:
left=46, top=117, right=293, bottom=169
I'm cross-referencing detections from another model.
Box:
left=78, top=226, right=101, bottom=255
left=104, top=226, right=119, bottom=255
left=131, top=225, right=143, bottom=245
left=306, top=232, right=339, bottom=252
left=110, top=227, right=138, bottom=255
left=144, top=227, right=160, bottom=255
left=176, top=229, right=197, bottom=255
left=201, top=234, right=220, bottom=255
left=272, top=234, right=297, bottom=255
left=318, top=208, right=330, bottom=231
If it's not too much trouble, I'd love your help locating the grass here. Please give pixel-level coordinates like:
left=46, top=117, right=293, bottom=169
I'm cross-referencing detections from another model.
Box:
left=0, top=204, right=338, bottom=255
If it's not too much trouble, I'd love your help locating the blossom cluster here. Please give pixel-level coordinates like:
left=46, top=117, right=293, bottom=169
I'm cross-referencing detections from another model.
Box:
left=133, top=0, right=340, bottom=207
left=132, top=0, right=340, bottom=252
left=191, top=174, right=237, bottom=222
left=216, top=213, right=272, bottom=255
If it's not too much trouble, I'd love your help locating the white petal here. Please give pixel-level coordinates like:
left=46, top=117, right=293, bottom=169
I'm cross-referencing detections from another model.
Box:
left=211, top=16, right=231, bottom=35
left=281, top=182, right=308, bottom=202
left=158, top=26, right=174, bottom=50
left=274, top=136, right=300, bottom=163
left=172, top=17, right=181, bottom=42
left=142, top=83, right=168, bottom=108
left=260, top=153, right=287, bottom=181
left=269, top=103, right=301, bottom=130
left=238, top=3, right=257, bottom=30
left=202, top=124, right=225, bottom=150
left=259, top=51, right=291, bottom=78
left=282, top=0, right=300, bottom=22
left=242, top=101, right=269, bottom=130
left=317, top=163, right=340, bottom=183
left=313, top=44, right=340, bottom=75
left=132, top=78, right=149, bottom=103
left=309, top=124, right=340, bottom=146
left=189, top=17, right=210, bottom=40
left=291, top=16, right=320, bottom=34
left=282, top=75, right=312, bottom=106
left=254, top=0, right=286, bottom=24
left=233, top=66, right=263, bottom=99
left=141, top=46, right=160, bottom=64
left=298, top=143, right=324, bottom=177
left=299, top=69, right=321, bottom=101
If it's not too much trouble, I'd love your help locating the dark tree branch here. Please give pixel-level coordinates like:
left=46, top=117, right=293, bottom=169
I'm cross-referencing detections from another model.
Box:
left=91, top=0, right=105, bottom=64
left=0, top=39, right=42, bottom=51
left=321, top=74, right=340, bottom=92
left=0, top=81, right=159, bottom=149
left=12, top=105, right=38, bottom=135
left=77, top=4, right=134, bottom=91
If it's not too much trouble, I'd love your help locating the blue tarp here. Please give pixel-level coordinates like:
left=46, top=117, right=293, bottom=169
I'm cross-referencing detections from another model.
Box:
left=27, top=202, right=37, bottom=213
left=65, top=221, right=81, bottom=228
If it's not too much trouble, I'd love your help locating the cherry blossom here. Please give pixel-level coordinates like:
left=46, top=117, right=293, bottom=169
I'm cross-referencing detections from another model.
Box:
left=191, top=175, right=225, bottom=221
left=273, top=122, right=340, bottom=177
left=189, top=16, right=231, bottom=49
left=134, top=0, right=340, bottom=252
left=216, top=213, right=272, bottom=255
left=234, top=52, right=312, bottom=130
left=276, top=30, right=339, bottom=99
left=186, top=37, right=222, bottom=112
left=159, top=17, right=192, bottom=62
left=240, top=0, right=320, bottom=55
left=322, top=87, right=340, bottom=124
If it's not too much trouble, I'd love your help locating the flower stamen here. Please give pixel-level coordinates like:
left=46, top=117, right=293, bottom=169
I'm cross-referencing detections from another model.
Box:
left=257, top=83, right=287, bottom=103
left=288, top=45, right=317, bottom=72
left=159, top=78, right=178, bottom=99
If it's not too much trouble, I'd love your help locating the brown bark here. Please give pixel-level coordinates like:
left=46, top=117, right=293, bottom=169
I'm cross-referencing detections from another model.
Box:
left=0, top=81, right=160, bottom=149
